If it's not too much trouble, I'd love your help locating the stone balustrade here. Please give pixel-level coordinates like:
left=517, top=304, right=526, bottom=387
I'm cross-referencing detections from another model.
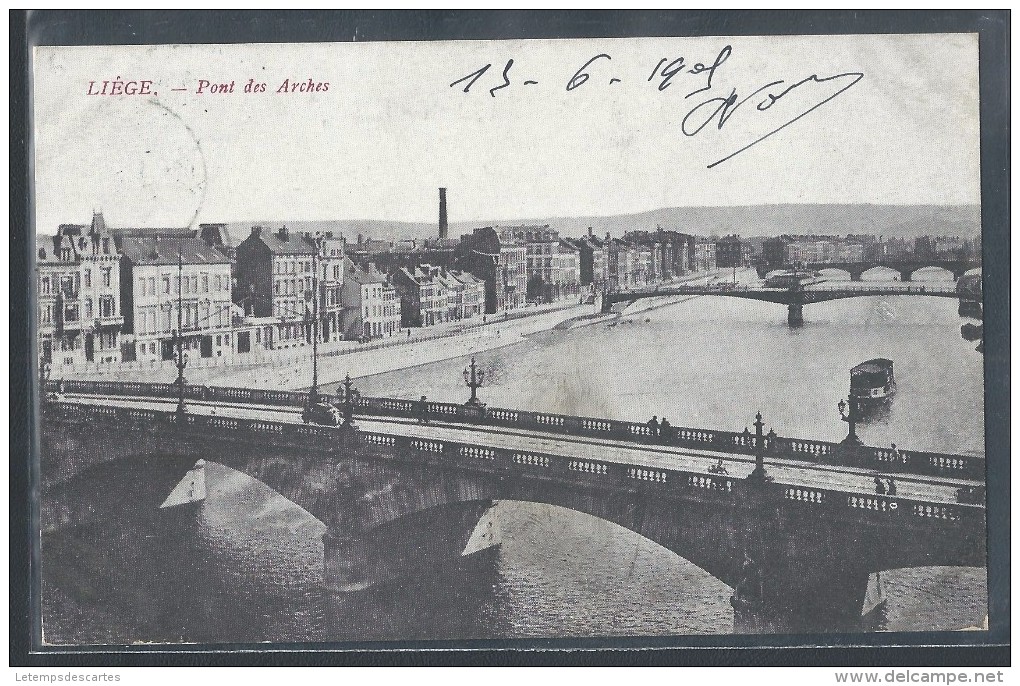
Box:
left=45, top=379, right=985, bottom=481
left=44, top=401, right=985, bottom=527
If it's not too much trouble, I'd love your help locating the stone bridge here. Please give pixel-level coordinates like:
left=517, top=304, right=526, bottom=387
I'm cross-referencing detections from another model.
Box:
left=601, top=282, right=971, bottom=325
left=40, top=383, right=986, bottom=634
left=755, top=259, right=981, bottom=282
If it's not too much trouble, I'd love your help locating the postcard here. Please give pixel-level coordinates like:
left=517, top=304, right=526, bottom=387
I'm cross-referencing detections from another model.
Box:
left=32, top=32, right=989, bottom=646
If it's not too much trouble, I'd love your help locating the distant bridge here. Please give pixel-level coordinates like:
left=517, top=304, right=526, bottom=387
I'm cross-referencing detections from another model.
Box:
left=755, top=259, right=981, bottom=282
left=601, top=282, right=974, bottom=325
left=42, top=380, right=985, bottom=633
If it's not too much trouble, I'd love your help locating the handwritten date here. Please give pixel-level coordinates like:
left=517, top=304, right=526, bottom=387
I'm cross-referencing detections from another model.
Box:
left=449, top=47, right=864, bottom=168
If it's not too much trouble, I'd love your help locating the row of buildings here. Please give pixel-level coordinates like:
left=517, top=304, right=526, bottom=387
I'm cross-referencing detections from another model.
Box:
left=36, top=215, right=406, bottom=367
left=352, top=225, right=732, bottom=311
left=34, top=211, right=733, bottom=368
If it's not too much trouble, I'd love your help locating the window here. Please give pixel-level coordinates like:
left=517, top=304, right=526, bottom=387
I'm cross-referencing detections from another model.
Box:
left=84, top=298, right=93, bottom=319
left=183, top=276, right=190, bottom=294
left=40, top=277, right=51, bottom=294
left=149, top=277, right=156, bottom=295
left=42, top=305, right=52, bottom=323
left=102, top=267, right=111, bottom=287
left=138, top=277, right=146, bottom=296
left=214, top=275, right=222, bottom=291
left=202, top=275, right=209, bottom=293
left=191, top=275, right=198, bottom=293
left=84, top=269, right=91, bottom=288
left=100, top=296, right=115, bottom=318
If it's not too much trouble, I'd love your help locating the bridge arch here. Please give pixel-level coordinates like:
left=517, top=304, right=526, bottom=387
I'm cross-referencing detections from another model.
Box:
left=908, top=265, right=958, bottom=281
left=816, top=267, right=853, bottom=280
left=859, top=265, right=903, bottom=280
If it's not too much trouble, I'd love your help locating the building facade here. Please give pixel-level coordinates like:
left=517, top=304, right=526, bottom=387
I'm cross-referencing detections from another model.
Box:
left=341, top=259, right=400, bottom=340
left=455, top=227, right=526, bottom=313
left=715, top=235, right=751, bottom=268
left=235, top=225, right=333, bottom=349
left=117, top=236, right=234, bottom=362
left=37, top=213, right=124, bottom=366
left=392, top=264, right=449, bottom=327
left=450, top=271, right=486, bottom=319
left=297, top=231, right=346, bottom=342
left=571, top=230, right=610, bottom=290
left=554, top=240, right=582, bottom=298
left=693, top=238, right=717, bottom=272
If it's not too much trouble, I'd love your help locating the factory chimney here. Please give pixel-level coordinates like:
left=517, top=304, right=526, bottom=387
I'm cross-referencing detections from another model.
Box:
left=439, top=187, right=448, bottom=239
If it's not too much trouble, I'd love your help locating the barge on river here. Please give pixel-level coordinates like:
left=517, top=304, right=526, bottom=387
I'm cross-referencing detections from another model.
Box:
left=850, top=358, right=896, bottom=412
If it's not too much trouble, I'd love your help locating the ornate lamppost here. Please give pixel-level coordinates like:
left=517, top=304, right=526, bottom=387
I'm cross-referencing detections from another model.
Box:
left=338, top=373, right=360, bottom=428
left=307, top=236, right=324, bottom=405
left=462, top=357, right=485, bottom=406
left=837, top=396, right=862, bottom=445
left=175, top=340, right=189, bottom=418
left=748, top=411, right=769, bottom=483
left=170, top=247, right=188, bottom=419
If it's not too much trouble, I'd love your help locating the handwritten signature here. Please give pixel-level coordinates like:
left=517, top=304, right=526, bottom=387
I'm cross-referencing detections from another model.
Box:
left=450, top=46, right=864, bottom=168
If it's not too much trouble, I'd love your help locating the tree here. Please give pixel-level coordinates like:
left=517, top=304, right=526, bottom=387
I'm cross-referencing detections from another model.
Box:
left=526, top=275, right=546, bottom=302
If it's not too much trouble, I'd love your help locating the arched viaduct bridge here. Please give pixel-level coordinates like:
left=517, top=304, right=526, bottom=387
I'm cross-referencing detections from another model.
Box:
left=40, top=381, right=986, bottom=634
left=755, top=259, right=981, bottom=282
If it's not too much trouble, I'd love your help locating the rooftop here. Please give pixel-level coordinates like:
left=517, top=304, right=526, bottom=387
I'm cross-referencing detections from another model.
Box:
left=242, top=226, right=316, bottom=255
left=117, top=236, right=230, bottom=265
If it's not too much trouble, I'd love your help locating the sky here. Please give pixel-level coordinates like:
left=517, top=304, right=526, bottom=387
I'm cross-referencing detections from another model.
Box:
left=33, top=34, right=980, bottom=233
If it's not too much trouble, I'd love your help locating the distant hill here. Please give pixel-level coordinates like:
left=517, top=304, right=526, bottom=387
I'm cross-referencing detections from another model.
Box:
left=42, top=205, right=979, bottom=243
left=450, top=204, right=982, bottom=241
left=221, top=204, right=979, bottom=245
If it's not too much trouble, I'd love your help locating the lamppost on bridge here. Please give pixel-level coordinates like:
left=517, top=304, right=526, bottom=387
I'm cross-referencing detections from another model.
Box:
left=837, top=397, right=863, bottom=446
left=307, top=235, right=324, bottom=406
left=161, top=247, right=189, bottom=419
left=748, top=411, right=769, bottom=483
left=463, top=357, right=485, bottom=407
left=338, top=373, right=360, bottom=428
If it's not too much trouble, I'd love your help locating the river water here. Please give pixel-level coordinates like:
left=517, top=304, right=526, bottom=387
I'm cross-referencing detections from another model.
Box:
left=40, top=268, right=987, bottom=644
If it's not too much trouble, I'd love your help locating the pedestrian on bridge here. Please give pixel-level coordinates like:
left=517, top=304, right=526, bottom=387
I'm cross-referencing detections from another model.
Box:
left=874, top=477, right=887, bottom=495
left=647, top=415, right=659, bottom=437
left=418, top=395, right=430, bottom=424
left=886, top=479, right=897, bottom=496
left=659, top=417, right=672, bottom=441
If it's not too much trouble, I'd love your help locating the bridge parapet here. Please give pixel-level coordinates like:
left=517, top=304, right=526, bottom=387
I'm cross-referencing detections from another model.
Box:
left=44, top=400, right=985, bottom=531
left=47, top=380, right=985, bottom=482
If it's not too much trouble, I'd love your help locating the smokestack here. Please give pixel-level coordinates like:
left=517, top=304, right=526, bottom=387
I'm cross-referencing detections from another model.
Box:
left=439, top=187, right=448, bottom=239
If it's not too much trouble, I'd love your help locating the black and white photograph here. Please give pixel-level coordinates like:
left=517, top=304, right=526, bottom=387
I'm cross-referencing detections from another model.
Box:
left=25, top=19, right=1001, bottom=652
